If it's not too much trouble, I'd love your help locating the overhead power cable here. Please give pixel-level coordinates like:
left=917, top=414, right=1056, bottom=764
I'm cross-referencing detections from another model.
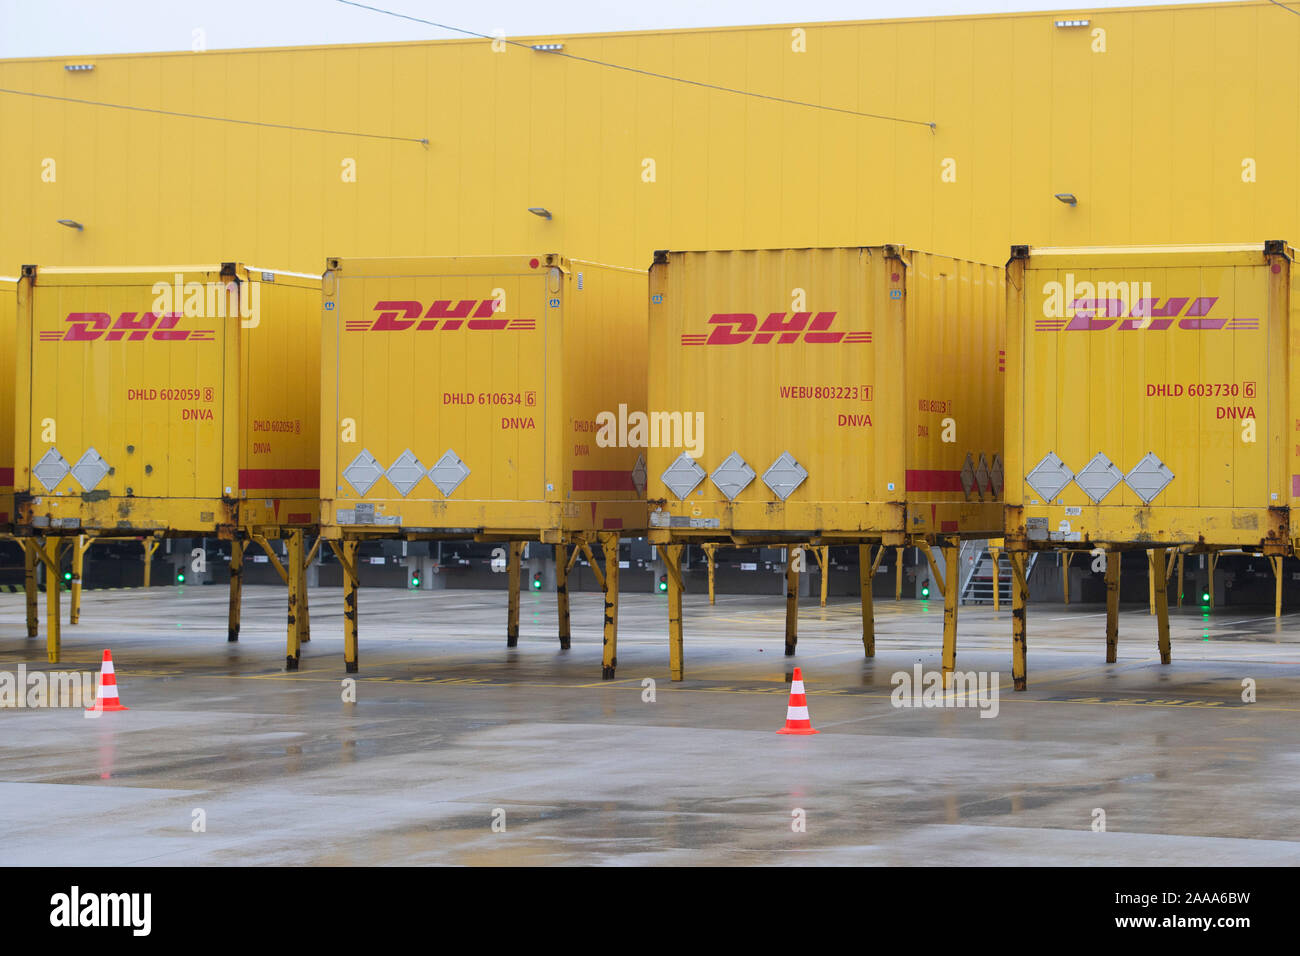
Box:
left=333, top=0, right=937, bottom=130
left=0, top=86, right=429, bottom=144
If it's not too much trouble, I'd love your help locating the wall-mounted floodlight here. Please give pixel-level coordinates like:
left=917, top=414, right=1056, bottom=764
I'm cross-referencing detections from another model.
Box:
left=531, top=43, right=564, bottom=52
left=528, top=207, right=553, bottom=220
left=1054, top=19, right=1090, bottom=28
left=1054, top=193, right=1078, bottom=206
left=64, top=64, right=95, bottom=72
left=57, top=219, right=85, bottom=231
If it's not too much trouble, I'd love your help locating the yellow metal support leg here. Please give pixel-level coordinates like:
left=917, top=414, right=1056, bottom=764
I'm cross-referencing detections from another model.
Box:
left=327, top=539, right=360, bottom=673
left=817, top=545, right=829, bottom=607
left=600, top=532, right=620, bottom=680
left=43, top=537, right=62, bottom=663
left=859, top=544, right=875, bottom=658
left=704, top=543, right=716, bottom=605
left=298, top=538, right=312, bottom=645
left=1147, top=550, right=1155, bottom=615
left=664, top=544, right=684, bottom=681
left=555, top=543, right=571, bottom=649
left=24, top=539, right=39, bottom=638
left=1105, top=550, right=1121, bottom=663
left=285, top=529, right=304, bottom=671
left=1176, top=551, right=1185, bottom=607
left=228, top=538, right=244, bottom=642
left=941, top=544, right=958, bottom=687
left=69, top=534, right=86, bottom=625
left=343, top=540, right=359, bottom=672
left=1271, top=555, right=1283, bottom=618
left=784, top=547, right=800, bottom=656
left=142, top=537, right=160, bottom=588
left=506, top=540, right=523, bottom=647
left=1010, top=551, right=1029, bottom=690
left=918, top=541, right=945, bottom=598
left=1153, top=547, right=1171, bottom=665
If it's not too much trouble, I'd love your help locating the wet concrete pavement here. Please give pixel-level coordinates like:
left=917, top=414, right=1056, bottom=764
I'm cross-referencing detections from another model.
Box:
left=1, top=585, right=1296, bottom=865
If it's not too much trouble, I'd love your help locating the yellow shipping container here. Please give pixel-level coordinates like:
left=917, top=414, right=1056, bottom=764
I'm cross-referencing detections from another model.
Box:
left=645, top=245, right=1005, bottom=680
left=0, top=274, right=41, bottom=643
left=319, top=254, right=647, bottom=674
left=0, top=276, right=15, bottom=531
left=1003, top=240, right=1295, bottom=688
left=14, top=263, right=321, bottom=662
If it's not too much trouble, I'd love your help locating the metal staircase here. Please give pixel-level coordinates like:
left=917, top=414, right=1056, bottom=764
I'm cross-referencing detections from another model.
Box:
left=959, top=540, right=1038, bottom=606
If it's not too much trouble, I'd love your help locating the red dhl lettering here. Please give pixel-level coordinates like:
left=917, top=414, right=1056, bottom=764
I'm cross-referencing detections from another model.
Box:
left=40, top=312, right=216, bottom=343
left=346, top=300, right=538, bottom=332
left=681, top=312, right=871, bottom=346
left=1035, top=297, right=1259, bottom=332
left=501, top=417, right=536, bottom=429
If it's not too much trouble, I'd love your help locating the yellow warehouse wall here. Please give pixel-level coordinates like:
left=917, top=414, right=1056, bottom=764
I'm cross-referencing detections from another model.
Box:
left=0, top=1, right=1297, bottom=274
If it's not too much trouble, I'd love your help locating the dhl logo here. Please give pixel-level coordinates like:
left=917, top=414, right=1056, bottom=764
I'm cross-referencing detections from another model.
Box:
left=40, top=313, right=215, bottom=343
left=681, top=312, right=870, bottom=346
left=1035, top=297, right=1258, bottom=332
left=346, top=300, right=536, bottom=332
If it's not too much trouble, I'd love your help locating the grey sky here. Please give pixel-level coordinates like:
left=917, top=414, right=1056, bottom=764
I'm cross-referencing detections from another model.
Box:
left=0, top=0, right=1239, bottom=59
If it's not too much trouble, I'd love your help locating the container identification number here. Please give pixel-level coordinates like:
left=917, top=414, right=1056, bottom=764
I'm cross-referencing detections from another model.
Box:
left=779, top=384, right=871, bottom=400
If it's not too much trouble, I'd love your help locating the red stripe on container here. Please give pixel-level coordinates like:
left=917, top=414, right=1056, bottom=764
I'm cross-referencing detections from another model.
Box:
left=941, top=520, right=959, bottom=533
left=0, top=468, right=12, bottom=485
left=602, top=518, right=624, bottom=530
left=0, top=512, right=9, bottom=523
left=1293, top=475, right=1300, bottom=497
left=286, top=513, right=311, bottom=524
left=572, top=470, right=635, bottom=492
left=904, top=469, right=964, bottom=492
left=239, top=469, right=320, bottom=490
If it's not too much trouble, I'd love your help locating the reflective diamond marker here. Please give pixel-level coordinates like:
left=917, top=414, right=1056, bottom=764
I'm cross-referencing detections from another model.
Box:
left=428, top=449, right=471, bottom=497
left=974, top=454, right=992, bottom=498
left=71, top=447, right=110, bottom=492
left=630, top=454, right=647, bottom=496
left=342, top=449, right=384, bottom=497
left=710, top=451, right=755, bottom=501
left=385, top=449, right=426, bottom=496
left=960, top=453, right=977, bottom=499
left=33, top=447, right=70, bottom=492
left=661, top=452, right=705, bottom=500
left=1074, top=452, right=1124, bottom=503
left=762, top=451, right=808, bottom=501
left=1124, top=452, right=1174, bottom=504
left=990, top=454, right=1005, bottom=499
left=1025, top=451, right=1073, bottom=502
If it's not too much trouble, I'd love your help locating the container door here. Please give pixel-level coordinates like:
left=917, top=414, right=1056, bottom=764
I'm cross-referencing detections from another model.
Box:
left=336, top=268, right=549, bottom=507
left=29, top=276, right=227, bottom=503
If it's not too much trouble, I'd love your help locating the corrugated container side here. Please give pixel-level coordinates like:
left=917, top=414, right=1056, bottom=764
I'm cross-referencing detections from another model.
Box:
left=903, top=251, right=1006, bottom=536
left=238, top=269, right=322, bottom=529
left=1006, top=243, right=1290, bottom=550
left=0, top=277, right=14, bottom=528
left=14, top=264, right=320, bottom=535
left=321, top=255, right=646, bottom=537
left=561, top=259, right=648, bottom=534
left=647, top=246, right=1003, bottom=540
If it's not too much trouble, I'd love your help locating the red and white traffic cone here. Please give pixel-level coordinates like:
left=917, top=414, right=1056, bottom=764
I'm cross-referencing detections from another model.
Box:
left=86, top=649, right=129, bottom=712
left=776, top=666, right=818, bottom=735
